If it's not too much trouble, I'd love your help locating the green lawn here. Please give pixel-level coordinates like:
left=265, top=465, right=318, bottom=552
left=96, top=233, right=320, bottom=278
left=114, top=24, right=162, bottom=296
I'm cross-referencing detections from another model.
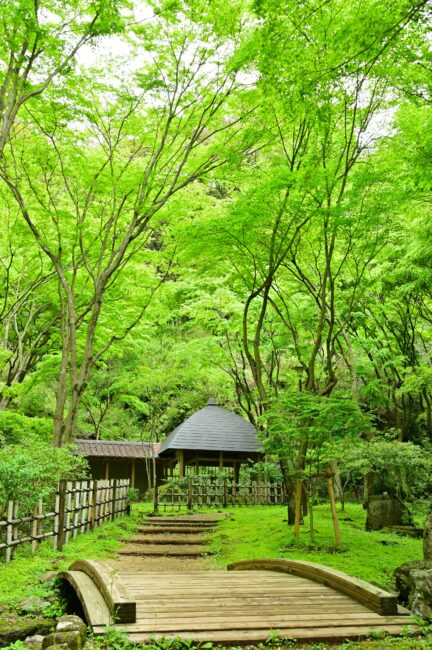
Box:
left=208, top=502, right=423, bottom=589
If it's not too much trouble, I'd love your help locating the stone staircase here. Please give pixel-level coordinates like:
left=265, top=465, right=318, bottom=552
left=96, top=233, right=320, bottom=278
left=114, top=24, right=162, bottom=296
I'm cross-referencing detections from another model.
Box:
left=119, top=514, right=224, bottom=558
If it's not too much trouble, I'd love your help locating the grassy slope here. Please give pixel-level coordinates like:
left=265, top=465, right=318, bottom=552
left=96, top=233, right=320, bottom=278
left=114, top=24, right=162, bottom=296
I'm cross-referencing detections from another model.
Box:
left=209, top=503, right=423, bottom=589
left=0, top=502, right=152, bottom=610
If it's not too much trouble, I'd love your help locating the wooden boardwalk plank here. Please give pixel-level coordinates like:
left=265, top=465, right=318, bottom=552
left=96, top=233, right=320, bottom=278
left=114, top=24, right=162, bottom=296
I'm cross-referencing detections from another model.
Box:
left=117, top=625, right=419, bottom=645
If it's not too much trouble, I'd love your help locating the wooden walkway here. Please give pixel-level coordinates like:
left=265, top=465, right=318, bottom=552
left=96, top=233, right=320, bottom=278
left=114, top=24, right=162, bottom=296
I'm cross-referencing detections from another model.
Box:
left=60, top=558, right=421, bottom=645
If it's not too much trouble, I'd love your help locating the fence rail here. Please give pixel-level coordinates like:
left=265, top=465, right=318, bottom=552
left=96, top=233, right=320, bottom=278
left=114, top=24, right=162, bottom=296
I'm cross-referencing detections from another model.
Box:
left=155, top=479, right=287, bottom=512
left=0, top=478, right=130, bottom=563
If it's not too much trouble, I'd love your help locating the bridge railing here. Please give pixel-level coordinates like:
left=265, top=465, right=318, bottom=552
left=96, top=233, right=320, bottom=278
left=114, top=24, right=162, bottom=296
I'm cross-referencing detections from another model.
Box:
left=155, top=478, right=287, bottom=512
left=0, top=478, right=130, bottom=563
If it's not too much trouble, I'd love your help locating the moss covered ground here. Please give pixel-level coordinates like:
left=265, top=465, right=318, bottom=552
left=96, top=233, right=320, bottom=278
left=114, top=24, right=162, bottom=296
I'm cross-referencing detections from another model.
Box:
left=208, top=502, right=423, bottom=589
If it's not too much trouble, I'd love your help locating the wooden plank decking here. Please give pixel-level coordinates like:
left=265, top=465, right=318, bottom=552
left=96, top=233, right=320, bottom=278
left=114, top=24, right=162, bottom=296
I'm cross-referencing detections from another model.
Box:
left=61, top=561, right=421, bottom=645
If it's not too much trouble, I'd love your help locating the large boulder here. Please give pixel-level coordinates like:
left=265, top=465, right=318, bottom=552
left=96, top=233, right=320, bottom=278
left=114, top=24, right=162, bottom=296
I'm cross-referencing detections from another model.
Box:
left=394, top=560, right=432, bottom=619
left=365, top=494, right=414, bottom=531
left=424, top=513, right=432, bottom=561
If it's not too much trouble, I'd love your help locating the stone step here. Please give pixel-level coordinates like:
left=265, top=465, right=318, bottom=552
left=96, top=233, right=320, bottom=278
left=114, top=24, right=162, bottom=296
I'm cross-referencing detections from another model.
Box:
left=137, top=526, right=211, bottom=535
left=144, top=520, right=217, bottom=528
left=128, top=536, right=208, bottom=545
left=119, top=545, right=211, bottom=557
left=147, top=516, right=224, bottom=523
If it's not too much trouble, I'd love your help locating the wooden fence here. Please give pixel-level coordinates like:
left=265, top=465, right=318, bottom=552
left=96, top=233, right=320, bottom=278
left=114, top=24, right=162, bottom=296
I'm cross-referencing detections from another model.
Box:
left=155, top=479, right=287, bottom=512
left=0, top=478, right=130, bottom=563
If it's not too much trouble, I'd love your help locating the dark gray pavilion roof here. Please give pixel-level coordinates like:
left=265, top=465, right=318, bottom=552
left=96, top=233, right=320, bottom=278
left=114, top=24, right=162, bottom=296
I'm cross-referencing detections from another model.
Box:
left=158, top=399, right=262, bottom=455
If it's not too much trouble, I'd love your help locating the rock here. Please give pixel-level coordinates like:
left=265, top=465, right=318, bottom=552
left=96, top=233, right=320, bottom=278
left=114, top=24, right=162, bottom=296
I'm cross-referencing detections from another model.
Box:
left=40, top=615, right=87, bottom=650
left=23, top=634, right=45, bottom=649
left=424, top=513, right=432, bottom=561
left=42, top=632, right=84, bottom=650
left=39, top=572, right=57, bottom=584
left=381, top=526, right=424, bottom=539
left=20, top=597, right=51, bottom=615
left=394, top=560, right=432, bottom=619
left=24, top=635, right=45, bottom=644
left=56, top=615, right=86, bottom=637
left=0, top=619, right=54, bottom=648
left=365, top=494, right=414, bottom=531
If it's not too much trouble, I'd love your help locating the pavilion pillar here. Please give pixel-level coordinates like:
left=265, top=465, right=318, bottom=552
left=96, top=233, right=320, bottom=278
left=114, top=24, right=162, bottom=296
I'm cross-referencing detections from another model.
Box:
left=178, top=450, right=185, bottom=477
left=104, top=460, right=110, bottom=480
left=219, top=451, right=224, bottom=471
left=233, top=462, right=240, bottom=484
left=130, top=460, right=136, bottom=487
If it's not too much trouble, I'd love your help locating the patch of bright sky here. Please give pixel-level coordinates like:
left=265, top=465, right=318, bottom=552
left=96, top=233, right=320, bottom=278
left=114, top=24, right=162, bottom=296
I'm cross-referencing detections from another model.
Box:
left=76, top=2, right=154, bottom=85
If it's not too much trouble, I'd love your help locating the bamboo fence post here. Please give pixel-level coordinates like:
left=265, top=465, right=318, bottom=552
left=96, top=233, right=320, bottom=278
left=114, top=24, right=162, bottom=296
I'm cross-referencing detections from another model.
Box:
left=111, top=479, right=117, bottom=520
left=53, top=490, right=60, bottom=549
left=107, top=480, right=111, bottom=520
left=73, top=483, right=80, bottom=540
left=328, top=477, right=341, bottom=547
left=99, top=481, right=104, bottom=523
left=31, top=502, right=39, bottom=554
left=102, top=480, right=107, bottom=522
left=5, top=500, right=14, bottom=562
left=37, top=499, right=43, bottom=549
left=98, top=480, right=103, bottom=525
left=90, top=481, right=98, bottom=530
left=12, top=501, right=19, bottom=557
left=80, top=481, right=88, bottom=533
left=12, top=501, right=19, bottom=559
left=187, top=477, right=192, bottom=511
left=65, top=482, right=72, bottom=544
left=223, top=479, right=228, bottom=508
left=294, top=479, right=303, bottom=543
left=57, top=479, right=67, bottom=551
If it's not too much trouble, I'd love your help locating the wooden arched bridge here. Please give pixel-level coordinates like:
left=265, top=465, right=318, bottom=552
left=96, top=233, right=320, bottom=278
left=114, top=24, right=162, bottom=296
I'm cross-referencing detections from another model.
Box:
left=60, top=558, right=420, bottom=645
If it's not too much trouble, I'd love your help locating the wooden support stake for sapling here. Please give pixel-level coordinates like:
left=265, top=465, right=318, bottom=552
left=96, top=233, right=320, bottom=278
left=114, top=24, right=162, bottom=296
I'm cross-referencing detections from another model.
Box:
left=153, top=482, right=159, bottom=514
left=294, top=479, right=303, bottom=543
left=328, top=476, right=341, bottom=547
left=309, top=479, right=315, bottom=545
